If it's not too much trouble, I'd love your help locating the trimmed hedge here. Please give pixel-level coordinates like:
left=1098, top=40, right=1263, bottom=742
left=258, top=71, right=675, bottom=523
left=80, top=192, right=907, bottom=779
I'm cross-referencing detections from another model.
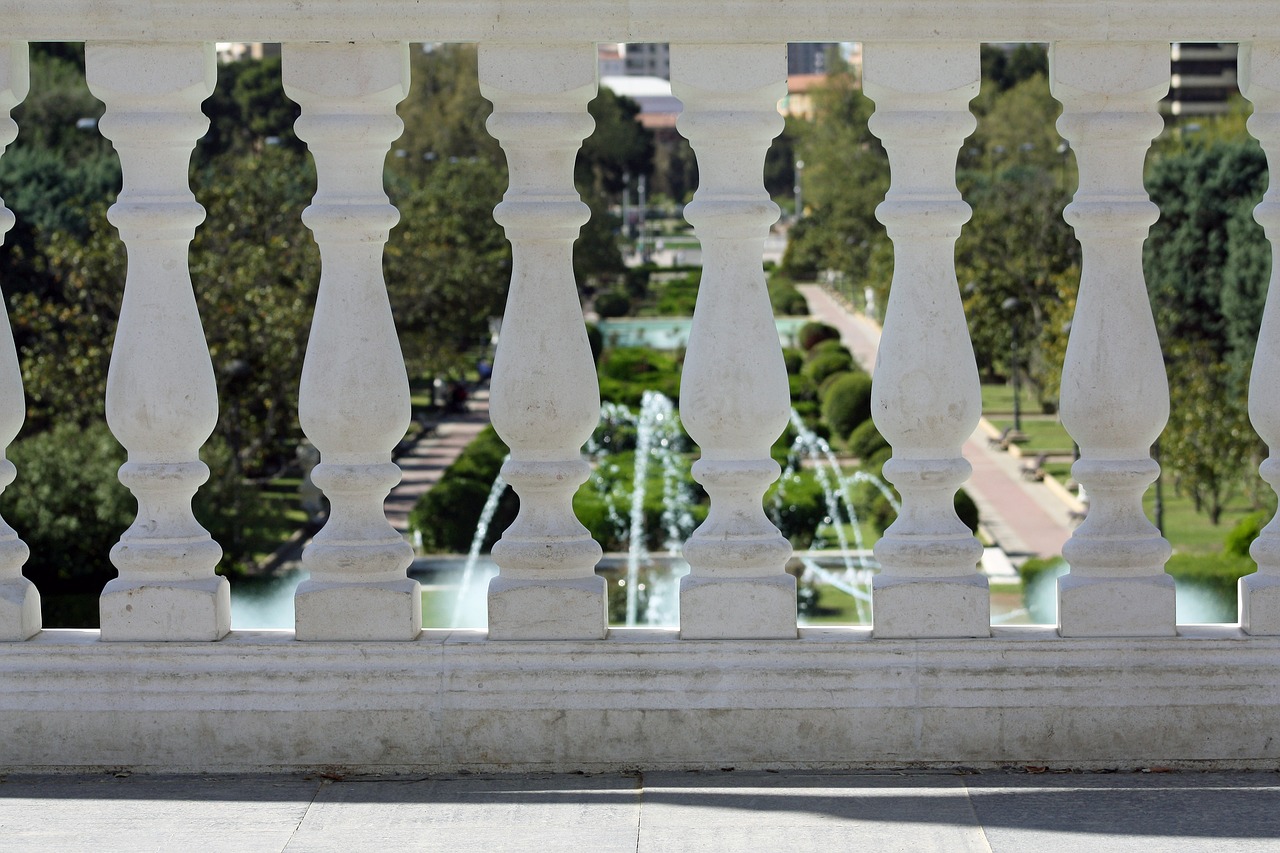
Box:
left=798, top=321, right=841, bottom=351
left=804, top=351, right=856, bottom=386
left=847, top=418, right=888, bottom=461
left=821, top=372, right=874, bottom=439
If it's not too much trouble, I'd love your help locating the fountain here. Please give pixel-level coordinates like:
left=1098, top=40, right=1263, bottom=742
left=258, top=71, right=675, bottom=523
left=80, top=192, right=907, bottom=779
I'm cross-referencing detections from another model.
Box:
left=227, top=393, right=902, bottom=629
left=441, top=392, right=897, bottom=628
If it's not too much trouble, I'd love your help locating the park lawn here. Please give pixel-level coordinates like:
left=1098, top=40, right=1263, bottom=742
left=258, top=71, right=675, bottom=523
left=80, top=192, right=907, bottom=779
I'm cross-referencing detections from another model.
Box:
left=1143, top=486, right=1261, bottom=555
left=244, top=477, right=311, bottom=565
left=987, top=416, right=1074, bottom=454
left=981, top=383, right=1020, bottom=415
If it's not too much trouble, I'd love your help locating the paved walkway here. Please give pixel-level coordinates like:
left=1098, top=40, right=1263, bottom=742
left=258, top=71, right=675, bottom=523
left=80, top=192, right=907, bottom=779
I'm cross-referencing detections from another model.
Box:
left=799, top=285, right=1073, bottom=561
left=2, top=770, right=1276, bottom=852
left=384, top=389, right=491, bottom=537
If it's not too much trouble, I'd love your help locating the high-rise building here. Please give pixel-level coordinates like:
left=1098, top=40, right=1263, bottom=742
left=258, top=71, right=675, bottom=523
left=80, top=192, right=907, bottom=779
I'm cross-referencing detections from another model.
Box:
left=1165, top=43, right=1239, bottom=118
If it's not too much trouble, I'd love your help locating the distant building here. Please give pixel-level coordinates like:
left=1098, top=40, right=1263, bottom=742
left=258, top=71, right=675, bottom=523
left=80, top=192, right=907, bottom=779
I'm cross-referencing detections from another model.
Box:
left=598, top=44, right=625, bottom=78
left=214, top=42, right=279, bottom=63
left=787, top=43, right=838, bottom=75
left=624, top=43, right=670, bottom=79
left=780, top=74, right=827, bottom=119
left=1165, top=43, right=1239, bottom=118
left=600, top=75, right=682, bottom=130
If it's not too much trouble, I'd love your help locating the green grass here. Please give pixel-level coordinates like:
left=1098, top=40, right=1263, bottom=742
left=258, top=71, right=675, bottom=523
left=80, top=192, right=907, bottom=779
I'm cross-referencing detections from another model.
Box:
left=981, top=383, right=1020, bottom=415
left=1143, top=486, right=1260, bottom=555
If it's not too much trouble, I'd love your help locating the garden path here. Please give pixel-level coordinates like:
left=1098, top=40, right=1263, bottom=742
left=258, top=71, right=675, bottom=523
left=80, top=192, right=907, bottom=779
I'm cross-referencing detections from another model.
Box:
left=384, top=388, right=491, bottom=538
left=797, top=284, right=1074, bottom=561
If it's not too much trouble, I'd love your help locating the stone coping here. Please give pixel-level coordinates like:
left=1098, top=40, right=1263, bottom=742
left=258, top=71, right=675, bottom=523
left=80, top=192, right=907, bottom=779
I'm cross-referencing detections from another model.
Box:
left=4, top=627, right=1279, bottom=773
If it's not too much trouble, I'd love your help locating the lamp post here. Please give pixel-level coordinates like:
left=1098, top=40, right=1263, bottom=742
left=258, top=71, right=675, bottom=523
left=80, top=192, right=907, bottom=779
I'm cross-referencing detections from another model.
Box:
left=1001, top=296, right=1023, bottom=434
left=794, top=158, right=804, bottom=220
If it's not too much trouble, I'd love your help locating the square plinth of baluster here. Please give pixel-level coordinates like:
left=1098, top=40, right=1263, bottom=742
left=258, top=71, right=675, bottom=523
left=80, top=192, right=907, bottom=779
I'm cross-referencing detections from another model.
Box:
left=99, top=575, right=231, bottom=641
left=0, top=577, right=41, bottom=641
left=1239, top=573, right=1280, bottom=635
left=295, top=577, right=422, bottom=641
left=679, top=574, right=797, bottom=640
left=1057, top=573, right=1176, bottom=637
left=487, top=575, right=607, bottom=640
left=872, top=574, right=990, bottom=639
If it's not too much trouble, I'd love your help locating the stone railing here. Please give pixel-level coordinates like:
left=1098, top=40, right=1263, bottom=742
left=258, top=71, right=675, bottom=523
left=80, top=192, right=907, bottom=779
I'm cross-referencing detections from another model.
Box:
left=4, top=2, right=1280, bottom=772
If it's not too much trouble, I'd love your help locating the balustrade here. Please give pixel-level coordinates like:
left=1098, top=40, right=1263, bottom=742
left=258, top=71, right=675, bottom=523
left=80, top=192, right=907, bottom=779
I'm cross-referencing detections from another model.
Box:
left=1052, top=43, right=1175, bottom=637
left=0, top=3, right=1279, bottom=771
left=864, top=42, right=987, bottom=639
left=0, top=41, right=33, bottom=642
left=671, top=43, right=796, bottom=639
left=285, top=42, right=421, bottom=641
left=90, top=42, right=230, bottom=641
left=1241, top=41, right=1280, bottom=634
left=479, top=44, right=607, bottom=640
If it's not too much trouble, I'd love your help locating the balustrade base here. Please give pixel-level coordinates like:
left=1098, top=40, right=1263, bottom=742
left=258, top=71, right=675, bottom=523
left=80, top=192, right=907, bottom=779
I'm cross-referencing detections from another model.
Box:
left=99, top=576, right=230, bottom=642
left=1058, top=573, right=1177, bottom=637
left=295, top=577, right=421, bottom=641
left=488, top=575, right=606, bottom=640
left=1239, top=573, right=1280, bottom=635
left=5, top=627, right=1280, bottom=773
left=679, top=574, right=796, bottom=639
left=0, top=577, right=39, bottom=641
left=872, top=573, right=989, bottom=639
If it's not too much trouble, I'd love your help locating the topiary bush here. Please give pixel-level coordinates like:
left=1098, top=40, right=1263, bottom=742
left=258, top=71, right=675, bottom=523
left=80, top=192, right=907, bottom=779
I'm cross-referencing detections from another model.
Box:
left=821, top=371, right=874, bottom=438
left=593, top=289, right=632, bottom=318
left=781, top=347, right=805, bottom=375
left=807, top=338, right=852, bottom=360
left=804, top=351, right=856, bottom=387
left=847, top=418, right=888, bottom=461
left=798, top=321, right=840, bottom=351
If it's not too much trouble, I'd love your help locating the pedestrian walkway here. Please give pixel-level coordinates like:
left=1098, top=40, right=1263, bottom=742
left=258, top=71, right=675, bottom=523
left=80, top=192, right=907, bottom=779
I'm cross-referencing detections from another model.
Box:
left=798, top=284, right=1073, bottom=561
left=384, top=388, right=491, bottom=537
left=3, top=769, right=1276, bottom=852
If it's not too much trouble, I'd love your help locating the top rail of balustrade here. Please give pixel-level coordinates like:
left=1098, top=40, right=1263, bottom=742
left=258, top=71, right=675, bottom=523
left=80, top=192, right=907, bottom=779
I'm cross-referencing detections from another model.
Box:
left=0, top=0, right=1278, bottom=45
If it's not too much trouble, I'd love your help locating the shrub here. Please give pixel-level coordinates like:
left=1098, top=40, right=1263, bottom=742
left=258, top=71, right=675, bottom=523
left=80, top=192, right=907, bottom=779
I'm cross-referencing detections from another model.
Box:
left=804, top=351, right=855, bottom=386
left=585, top=322, right=604, bottom=363
left=821, top=372, right=874, bottom=438
left=798, top=321, right=840, bottom=351
left=847, top=418, right=888, bottom=461
left=593, top=289, right=631, bottom=318
left=788, top=373, right=818, bottom=405
left=1225, top=510, right=1270, bottom=558
left=7, top=421, right=134, bottom=594
left=781, top=347, right=805, bottom=375
left=653, top=272, right=701, bottom=315
left=766, top=470, right=829, bottom=550
left=408, top=425, right=517, bottom=553
left=954, top=488, right=979, bottom=533
left=768, top=279, right=809, bottom=316
left=807, top=338, right=851, bottom=360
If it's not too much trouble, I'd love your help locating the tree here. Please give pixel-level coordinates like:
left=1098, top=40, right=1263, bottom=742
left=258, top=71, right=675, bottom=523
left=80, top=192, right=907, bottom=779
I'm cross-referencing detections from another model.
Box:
left=384, top=157, right=511, bottom=376
left=781, top=68, right=890, bottom=287
left=1162, top=342, right=1259, bottom=525
left=1145, top=138, right=1268, bottom=362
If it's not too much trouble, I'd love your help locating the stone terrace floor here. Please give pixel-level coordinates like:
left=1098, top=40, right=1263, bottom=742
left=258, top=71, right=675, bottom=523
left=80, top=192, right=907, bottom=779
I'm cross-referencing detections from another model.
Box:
left=2, top=770, right=1278, bottom=851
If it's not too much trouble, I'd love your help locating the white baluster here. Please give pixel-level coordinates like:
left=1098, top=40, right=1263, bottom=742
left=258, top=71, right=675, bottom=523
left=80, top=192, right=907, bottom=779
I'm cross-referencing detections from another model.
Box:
left=863, top=42, right=988, bottom=638
left=1240, top=42, right=1280, bottom=634
left=0, top=42, right=35, bottom=642
left=88, top=43, right=228, bottom=641
left=283, top=43, right=420, bottom=641
left=670, top=44, right=795, bottom=639
left=478, top=44, right=606, bottom=640
left=1052, top=42, right=1174, bottom=637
